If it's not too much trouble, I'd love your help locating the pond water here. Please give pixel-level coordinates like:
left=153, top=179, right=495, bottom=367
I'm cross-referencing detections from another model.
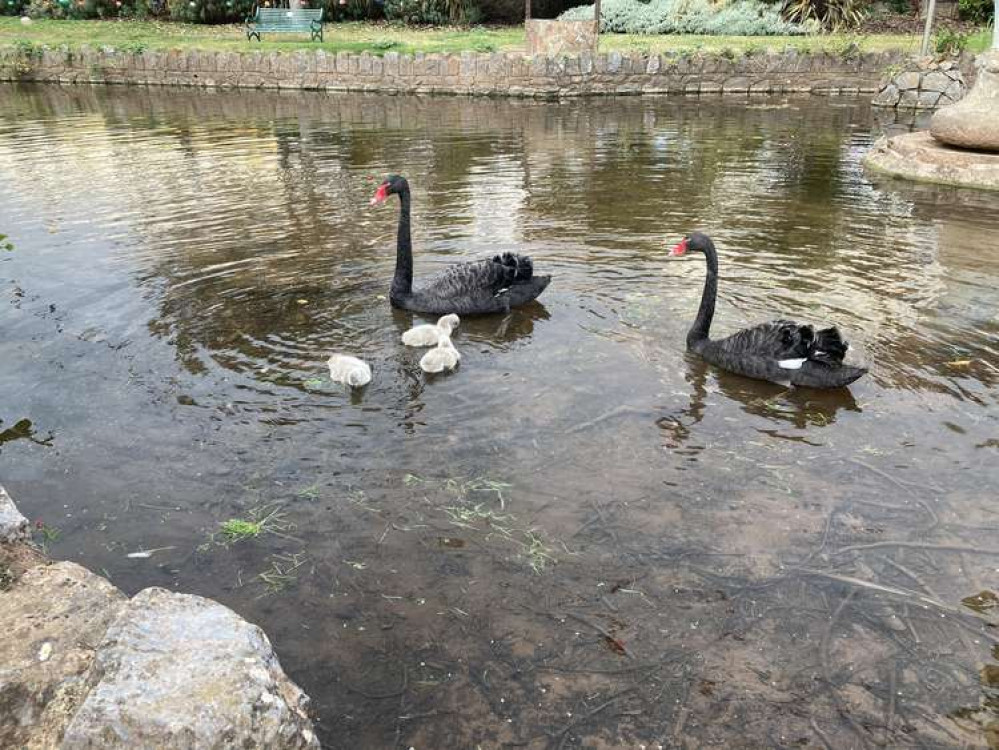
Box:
left=2, top=83, right=999, bottom=749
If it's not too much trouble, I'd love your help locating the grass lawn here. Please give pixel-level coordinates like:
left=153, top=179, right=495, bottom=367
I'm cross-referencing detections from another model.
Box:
left=0, top=18, right=991, bottom=56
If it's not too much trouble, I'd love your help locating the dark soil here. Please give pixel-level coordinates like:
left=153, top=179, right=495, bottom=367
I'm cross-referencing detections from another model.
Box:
left=858, top=10, right=985, bottom=34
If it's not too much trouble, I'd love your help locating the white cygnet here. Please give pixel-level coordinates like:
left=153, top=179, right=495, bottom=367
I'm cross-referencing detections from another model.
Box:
left=401, top=313, right=459, bottom=347
left=327, top=354, right=372, bottom=387
left=419, top=334, right=460, bottom=374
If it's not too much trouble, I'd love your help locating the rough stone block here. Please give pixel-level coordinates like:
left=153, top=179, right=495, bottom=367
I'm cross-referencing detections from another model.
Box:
left=917, top=90, right=942, bottom=107
left=607, top=51, right=622, bottom=74
left=872, top=82, right=901, bottom=107
left=0, top=485, right=27, bottom=542
left=0, top=562, right=126, bottom=749
left=723, top=77, right=751, bottom=93
left=61, top=588, right=319, bottom=750
left=460, top=51, right=475, bottom=77
left=921, top=70, right=951, bottom=93
left=335, top=51, right=349, bottom=74
left=899, top=88, right=920, bottom=108
left=384, top=51, right=400, bottom=77
left=896, top=71, right=920, bottom=90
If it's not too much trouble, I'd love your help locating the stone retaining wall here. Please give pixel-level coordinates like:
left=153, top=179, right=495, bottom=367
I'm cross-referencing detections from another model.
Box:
left=872, top=58, right=968, bottom=109
left=0, top=45, right=920, bottom=97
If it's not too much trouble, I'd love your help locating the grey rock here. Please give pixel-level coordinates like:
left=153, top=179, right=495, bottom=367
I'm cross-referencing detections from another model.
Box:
left=872, top=82, right=901, bottom=107
left=899, top=88, right=921, bottom=108
left=0, top=485, right=28, bottom=542
left=0, top=562, right=126, bottom=749
left=61, top=587, right=318, bottom=750
left=921, top=70, right=952, bottom=93
left=896, top=71, right=920, bottom=90
left=932, top=50, right=999, bottom=151
left=943, top=79, right=966, bottom=100
left=607, top=51, right=622, bottom=73
left=918, top=90, right=942, bottom=108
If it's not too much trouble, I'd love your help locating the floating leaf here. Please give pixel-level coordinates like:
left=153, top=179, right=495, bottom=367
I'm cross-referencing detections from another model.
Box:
left=962, top=590, right=999, bottom=613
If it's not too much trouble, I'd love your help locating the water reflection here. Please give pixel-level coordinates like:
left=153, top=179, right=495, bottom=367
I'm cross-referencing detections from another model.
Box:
left=2, top=83, right=999, bottom=749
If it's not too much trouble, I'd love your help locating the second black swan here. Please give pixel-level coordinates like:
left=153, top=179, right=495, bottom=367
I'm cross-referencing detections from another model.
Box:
left=371, top=175, right=551, bottom=315
left=670, top=232, right=867, bottom=389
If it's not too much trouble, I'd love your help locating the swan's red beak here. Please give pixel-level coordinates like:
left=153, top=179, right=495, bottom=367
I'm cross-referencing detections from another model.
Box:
left=370, top=183, right=390, bottom=206
left=669, top=238, right=688, bottom=257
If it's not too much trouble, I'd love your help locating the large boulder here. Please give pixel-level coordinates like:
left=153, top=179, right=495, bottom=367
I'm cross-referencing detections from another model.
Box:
left=931, top=50, right=999, bottom=151
left=0, top=562, right=127, bottom=749
left=60, top=587, right=320, bottom=750
left=0, top=484, right=29, bottom=543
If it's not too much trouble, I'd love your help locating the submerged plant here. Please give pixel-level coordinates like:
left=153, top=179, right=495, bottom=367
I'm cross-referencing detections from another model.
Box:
left=257, top=552, right=308, bottom=596
left=520, top=529, right=556, bottom=574
left=214, top=505, right=290, bottom=547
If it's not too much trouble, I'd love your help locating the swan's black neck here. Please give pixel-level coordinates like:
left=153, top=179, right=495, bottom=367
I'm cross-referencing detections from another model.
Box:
left=392, top=184, right=413, bottom=298
left=687, top=238, right=718, bottom=349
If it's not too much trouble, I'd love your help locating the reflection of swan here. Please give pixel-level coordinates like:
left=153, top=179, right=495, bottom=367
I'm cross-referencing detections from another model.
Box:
left=327, top=355, right=371, bottom=387
left=419, top=335, right=460, bottom=374
left=657, top=354, right=862, bottom=450
left=670, top=233, right=867, bottom=389
left=371, top=175, right=551, bottom=315
left=402, top=314, right=459, bottom=347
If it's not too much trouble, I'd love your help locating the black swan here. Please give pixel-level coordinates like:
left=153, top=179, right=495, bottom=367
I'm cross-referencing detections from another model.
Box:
left=670, top=232, right=867, bottom=389
left=371, top=175, right=551, bottom=315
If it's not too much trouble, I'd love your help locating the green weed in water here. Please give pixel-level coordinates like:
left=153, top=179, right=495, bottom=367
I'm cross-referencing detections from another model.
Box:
left=214, top=505, right=290, bottom=547
left=520, top=529, right=556, bottom=575
left=257, top=552, right=308, bottom=596
left=296, top=482, right=320, bottom=500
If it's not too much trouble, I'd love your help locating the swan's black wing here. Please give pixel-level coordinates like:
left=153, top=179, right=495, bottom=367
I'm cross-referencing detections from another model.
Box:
left=399, top=252, right=549, bottom=315
left=702, top=320, right=861, bottom=388
left=713, top=320, right=848, bottom=363
left=414, top=253, right=535, bottom=300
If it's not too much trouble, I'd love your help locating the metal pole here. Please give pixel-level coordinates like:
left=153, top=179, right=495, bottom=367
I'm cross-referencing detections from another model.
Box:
left=919, top=0, right=937, bottom=56
left=993, top=0, right=997, bottom=49
left=594, top=0, right=601, bottom=30
left=525, top=0, right=530, bottom=21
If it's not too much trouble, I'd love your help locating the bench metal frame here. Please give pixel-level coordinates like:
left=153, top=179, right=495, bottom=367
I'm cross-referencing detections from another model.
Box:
left=245, top=7, right=325, bottom=43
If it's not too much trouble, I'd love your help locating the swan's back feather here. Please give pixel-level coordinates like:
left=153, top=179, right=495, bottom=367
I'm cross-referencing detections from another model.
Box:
left=401, top=313, right=460, bottom=347
left=399, top=254, right=549, bottom=316
left=327, top=354, right=372, bottom=387
left=696, top=321, right=862, bottom=388
left=419, top=336, right=461, bottom=373
left=401, top=325, right=442, bottom=347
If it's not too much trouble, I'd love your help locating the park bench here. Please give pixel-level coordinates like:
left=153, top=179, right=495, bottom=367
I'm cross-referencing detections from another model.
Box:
left=245, top=7, right=325, bottom=43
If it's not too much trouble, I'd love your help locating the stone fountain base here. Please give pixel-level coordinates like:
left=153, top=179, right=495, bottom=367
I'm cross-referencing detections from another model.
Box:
left=864, top=131, right=999, bottom=190
left=864, top=49, right=999, bottom=191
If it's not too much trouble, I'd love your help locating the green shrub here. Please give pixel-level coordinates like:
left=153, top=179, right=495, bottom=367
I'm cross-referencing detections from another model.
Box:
left=167, top=0, right=254, bottom=23
left=382, top=0, right=477, bottom=22
left=934, top=27, right=968, bottom=54
left=958, top=0, right=993, bottom=23
left=560, top=0, right=812, bottom=35
left=383, top=0, right=446, bottom=23
left=781, top=0, right=866, bottom=29
left=17, top=0, right=161, bottom=18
